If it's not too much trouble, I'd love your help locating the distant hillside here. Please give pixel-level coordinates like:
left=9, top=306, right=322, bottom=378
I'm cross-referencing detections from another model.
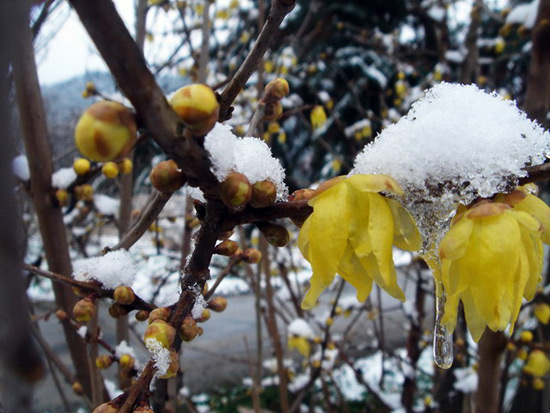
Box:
left=41, top=71, right=186, bottom=167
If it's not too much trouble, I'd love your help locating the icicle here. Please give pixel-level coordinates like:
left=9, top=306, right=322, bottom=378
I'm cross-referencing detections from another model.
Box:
left=433, top=281, right=453, bottom=369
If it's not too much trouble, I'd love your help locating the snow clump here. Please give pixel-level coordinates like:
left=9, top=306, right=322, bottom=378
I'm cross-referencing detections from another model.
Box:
left=52, top=167, right=77, bottom=189
left=288, top=318, right=315, bottom=339
left=145, top=338, right=171, bottom=378
left=204, top=123, right=287, bottom=200
left=73, top=250, right=137, bottom=289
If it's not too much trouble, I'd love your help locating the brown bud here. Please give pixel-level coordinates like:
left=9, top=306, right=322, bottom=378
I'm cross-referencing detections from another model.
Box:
left=256, top=222, right=290, bottom=247
left=113, top=285, right=135, bottom=305
left=92, top=402, right=120, bottom=413
left=135, top=310, right=150, bottom=322
left=250, top=180, right=277, bottom=208
left=243, top=248, right=262, bottom=264
left=208, top=297, right=228, bottom=313
left=72, top=286, right=88, bottom=298
left=95, top=355, right=114, bottom=369
left=55, top=309, right=68, bottom=321
left=214, top=239, right=239, bottom=256
left=72, top=381, right=84, bottom=395
left=144, top=320, right=176, bottom=349
left=108, top=303, right=129, bottom=318
left=180, top=317, right=201, bottom=342
left=148, top=307, right=171, bottom=323
left=157, top=348, right=179, bottom=379
left=288, top=188, right=315, bottom=202
left=75, top=184, right=94, bottom=201
left=119, top=354, right=135, bottom=370
left=73, top=297, right=96, bottom=323
left=197, top=326, right=204, bottom=336
left=262, top=101, right=283, bottom=122
left=196, top=309, right=211, bottom=323
left=220, top=173, right=252, bottom=208
left=264, top=78, right=290, bottom=101
left=55, top=189, right=69, bottom=207
left=150, top=160, right=186, bottom=193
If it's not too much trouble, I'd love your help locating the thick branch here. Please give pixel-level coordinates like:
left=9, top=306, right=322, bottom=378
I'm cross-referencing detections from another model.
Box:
left=218, top=0, right=296, bottom=120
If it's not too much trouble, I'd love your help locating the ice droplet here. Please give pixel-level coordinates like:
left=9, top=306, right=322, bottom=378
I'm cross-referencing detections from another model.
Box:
left=433, top=281, right=453, bottom=369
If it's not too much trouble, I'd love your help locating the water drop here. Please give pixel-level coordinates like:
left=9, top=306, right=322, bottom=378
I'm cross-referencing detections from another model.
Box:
left=433, top=281, right=453, bottom=369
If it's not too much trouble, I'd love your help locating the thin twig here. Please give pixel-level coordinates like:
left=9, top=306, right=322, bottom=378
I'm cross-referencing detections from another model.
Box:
left=203, top=256, right=241, bottom=300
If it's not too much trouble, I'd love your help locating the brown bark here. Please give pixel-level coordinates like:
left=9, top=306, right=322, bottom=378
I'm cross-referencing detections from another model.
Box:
left=523, top=0, right=550, bottom=128
left=474, top=330, right=507, bottom=413
left=10, top=0, right=95, bottom=399
left=460, top=2, right=482, bottom=84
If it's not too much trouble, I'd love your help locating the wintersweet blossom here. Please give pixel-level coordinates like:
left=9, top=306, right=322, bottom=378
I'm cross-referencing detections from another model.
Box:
left=438, top=199, right=550, bottom=342
left=298, top=174, right=421, bottom=309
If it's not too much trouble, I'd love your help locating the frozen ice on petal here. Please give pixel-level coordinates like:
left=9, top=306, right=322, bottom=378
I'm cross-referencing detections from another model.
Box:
left=204, top=123, right=287, bottom=199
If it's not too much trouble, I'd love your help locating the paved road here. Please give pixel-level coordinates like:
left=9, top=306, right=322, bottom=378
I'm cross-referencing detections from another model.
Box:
left=31, top=271, right=434, bottom=412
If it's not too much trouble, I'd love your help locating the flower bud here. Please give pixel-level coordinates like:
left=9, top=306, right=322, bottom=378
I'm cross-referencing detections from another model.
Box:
left=144, top=320, right=176, bottom=348
left=55, top=189, right=69, bottom=207
left=288, top=188, right=315, bottom=202
left=75, top=100, right=137, bottom=162
left=95, top=355, right=114, bottom=369
left=524, top=350, right=550, bottom=377
left=113, top=285, right=135, bottom=305
left=108, top=303, right=129, bottom=318
left=148, top=307, right=171, bottom=323
left=73, top=297, right=95, bottom=323
left=73, top=158, right=91, bottom=175
left=256, top=222, right=290, bottom=247
left=169, top=84, right=220, bottom=136
left=75, top=184, right=94, bottom=202
left=92, top=402, right=119, bottom=413
left=55, top=309, right=69, bottom=321
left=118, top=158, right=133, bottom=174
left=264, top=78, right=290, bottom=101
left=534, top=303, right=550, bottom=325
left=135, top=310, right=150, bottom=322
left=150, top=160, right=186, bottom=193
left=197, top=326, right=204, bottom=336
left=102, top=162, right=119, bottom=179
left=310, top=105, right=327, bottom=130
left=250, top=180, right=277, bottom=208
left=325, top=317, right=334, bottom=326
left=520, top=331, right=534, bottom=343
left=517, top=349, right=528, bottom=360
left=262, top=101, right=283, bottom=122
left=220, top=173, right=252, bottom=208
left=208, top=297, right=227, bottom=313
left=214, top=239, right=239, bottom=256
left=533, top=377, right=545, bottom=390
left=119, top=354, right=135, bottom=370
left=72, top=381, right=84, bottom=395
left=196, top=309, right=211, bottom=323
left=133, top=402, right=154, bottom=413
left=157, top=348, right=179, bottom=379
left=180, top=317, right=201, bottom=342
left=243, top=248, right=262, bottom=264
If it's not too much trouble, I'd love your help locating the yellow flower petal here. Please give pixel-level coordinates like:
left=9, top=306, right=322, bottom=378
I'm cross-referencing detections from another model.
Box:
left=461, top=289, right=487, bottom=342
left=288, top=336, right=311, bottom=358
left=338, top=245, right=374, bottom=302
left=347, top=174, right=404, bottom=196
left=439, top=214, right=474, bottom=261
left=385, top=198, right=422, bottom=251
left=516, top=194, right=550, bottom=244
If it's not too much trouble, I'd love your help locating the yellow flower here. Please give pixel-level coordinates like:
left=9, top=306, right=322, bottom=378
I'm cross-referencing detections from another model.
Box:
left=288, top=336, right=311, bottom=358
left=438, top=200, right=546, bottom=342
left=298, top=174, right=421, bottom=309
left=524, top=350, right=550, bottom=377
left=534, top=303, right=550, bottom=325
left=310, top=106, right=327, bottom=130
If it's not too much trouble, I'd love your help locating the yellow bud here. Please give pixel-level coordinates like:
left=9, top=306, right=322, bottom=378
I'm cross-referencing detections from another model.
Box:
left=102, top=161, right=119, bottom=179
left=520, top=331, right=534, bottom=343
left=180, top=316, right=201, bottom=342
left=92, top=402, right=119, bottom=413
left=55, top=309, right=69, bottom=321
left=169, top=84, right=219, bottom=136
left=278, top=132, right=287, bottom=144
left=75, top=184, right=94, bottom=202
left=517, top=349, right=528, bottom=361
left=424, top=396, right=433, bottom=406
left=325, top=317, right=334, bottom=326
left=73, top=158, right=91, bottom=175
left=196, top=309, right=211, bottom=323
left=220, top=172, right=252, bottom=208
left=311, top=360, right=321, bottom=368
left=250, top=180, right=277, bottom=208
left=75, top=101, right=136, bottom=162
left=334, top=307, right=343, bottom=316
left=310, top=106, right=327, bottom=130
left=264, top=60, right=274, bottom=73
left=524, top=350, right=550, bottom=377
left=157, top=348, right=179, bottom=379
left=534, top=303, right=550, bottom=325
left=95, top=355, right=114, bottom=369
left=148, top=307, right=171, bottom=323
left=495, top=38, right=505, bottom=54
left=265, top=78, right=290, bottom=101
left=150, top=160, right=186, bottom=193
left=113, top=285, right=135, bottom=305
left=108, top=303, right=129, bottom=318
left=72, top=381, right=84, bottom=395
left=135, top=310, right=150, bottom=322
left=533, top=377, right=545, bottom=390
left=267, top=122, right=280, bottom=134
left=262, top=101, right=283, bottom=122
left=313, top=337, right=322, bottom=344
left=144, top=320, right=176, bottom=349
left=73, top=297, right=95, bottom=323
left=119, top=158, right=133, bottom=174
left=119, top=354, right=135, bottom=370
left=256, top=221, right=290, bottom=247
left=507, top=342, right=516, bottom=352
left=243, top=248, right=262, bottom=264
left=55, top=189, right=69, bottom=207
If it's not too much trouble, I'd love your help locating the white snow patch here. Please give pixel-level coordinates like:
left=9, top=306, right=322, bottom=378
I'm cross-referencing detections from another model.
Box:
left=52, top=167, right=77, bottom=189
left=145, top=338, right=171, bottom=377
left=506, top=0, right=539, bottom=29
left=185, top=186, right=206, bottom=203
left=12, top=155, right=30, bottom=181
left=192, top=289, right=207, bottom=319
left=115, top=340, right=137, bottom=359
left=454, top=367, right=478, bottom=393
left=73, top=250, right=137, bottom=289
left=204, top=123, right=287, bottom=199
left=77, top=326, right=87, bottom=338
left=94, top=194, right=120, bottom=217
left=104, top=379, right=123, bottom=399
left=427, top=6, right=446, bottom=22
left=288, top=318, right=315, bottom=339
left=445, top=50, right=465, bottom=63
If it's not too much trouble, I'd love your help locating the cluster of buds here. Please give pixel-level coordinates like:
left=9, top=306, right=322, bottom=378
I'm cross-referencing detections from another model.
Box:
left=150, top=159, right=186, bottom=193
left=220, top=172, right=278, bottom=210
left=74, top=101, right=137, bottom=162
left=261, top=78, right=289, bottom=122
left=169, top=84, right=220, bottom=136
left=180, top=316, right=203, bottom=342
